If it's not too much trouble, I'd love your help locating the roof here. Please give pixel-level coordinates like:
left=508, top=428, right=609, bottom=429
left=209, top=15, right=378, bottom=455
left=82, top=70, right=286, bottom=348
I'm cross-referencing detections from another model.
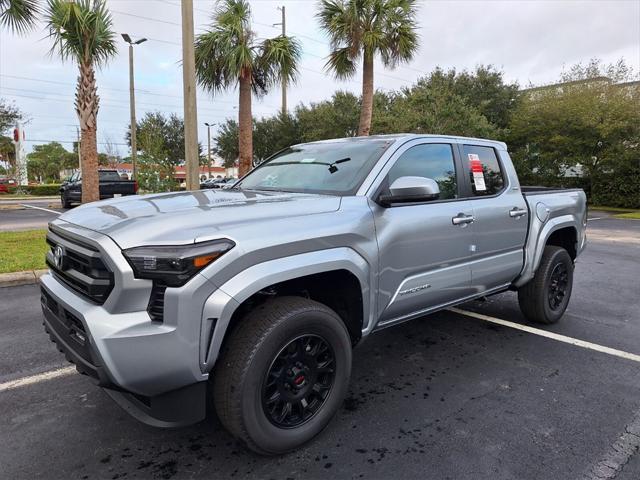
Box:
left=294, top=133, right=507, bottom=150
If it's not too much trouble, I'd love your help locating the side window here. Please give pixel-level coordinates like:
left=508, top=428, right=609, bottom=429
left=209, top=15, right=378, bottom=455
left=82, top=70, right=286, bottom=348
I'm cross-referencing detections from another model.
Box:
left=462, top=145, right=505, bottom=196
left=386, top=144, right=457, bottom=200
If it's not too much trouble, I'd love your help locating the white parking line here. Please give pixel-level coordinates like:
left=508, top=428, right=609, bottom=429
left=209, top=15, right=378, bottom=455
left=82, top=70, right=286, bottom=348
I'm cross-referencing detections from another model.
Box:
left=0, top=366, right=76, bottom=393
left=587, top=217, right=603, bottom=221
left=3, top=308, right=638, bottom=393
left=20, top=204, right=61, bottom=215
left=450, top=307, right=640, bottom=363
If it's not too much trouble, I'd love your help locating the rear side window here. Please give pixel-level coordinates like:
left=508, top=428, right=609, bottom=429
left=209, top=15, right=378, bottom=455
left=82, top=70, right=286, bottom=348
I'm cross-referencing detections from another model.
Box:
left=462, top=145, right=505, bottom=196
left=99, top=171, right=121, bottom=181
left=386, top=143, right=457, bottom=200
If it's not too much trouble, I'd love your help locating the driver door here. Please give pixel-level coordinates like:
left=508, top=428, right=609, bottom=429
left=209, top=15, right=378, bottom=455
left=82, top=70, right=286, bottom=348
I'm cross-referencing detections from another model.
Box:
left=370, top=141, right=476, bottom=326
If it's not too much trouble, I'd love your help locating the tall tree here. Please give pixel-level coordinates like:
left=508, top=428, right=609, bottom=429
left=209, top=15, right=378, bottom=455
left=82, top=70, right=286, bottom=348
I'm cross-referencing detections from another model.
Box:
left=0, top=99, right=23, bottom=134
left=0, top=0, right=39, bottom=34
left=195, top=0, right=301, bottom=177
left=317, top=0, right=419, bottom=137
left=27, top=141, right=77, bottom=182
left=45, top=0, right=117, bottom=203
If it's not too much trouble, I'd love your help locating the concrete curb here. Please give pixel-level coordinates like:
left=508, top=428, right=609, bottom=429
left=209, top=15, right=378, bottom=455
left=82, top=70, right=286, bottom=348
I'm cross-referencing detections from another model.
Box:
left=0, top=269, right=48, bottom=288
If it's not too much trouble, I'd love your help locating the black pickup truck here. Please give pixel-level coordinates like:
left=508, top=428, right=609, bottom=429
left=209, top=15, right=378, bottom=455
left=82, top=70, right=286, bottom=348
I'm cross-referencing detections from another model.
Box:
left=60, top=170, right=138, bottom=208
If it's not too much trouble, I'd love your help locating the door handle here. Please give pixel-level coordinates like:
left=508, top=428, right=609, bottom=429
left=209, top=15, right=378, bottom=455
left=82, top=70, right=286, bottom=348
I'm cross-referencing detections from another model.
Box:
left=509, top=207, right=528, bottom=218
left=452, top=213, right=475, bottom=226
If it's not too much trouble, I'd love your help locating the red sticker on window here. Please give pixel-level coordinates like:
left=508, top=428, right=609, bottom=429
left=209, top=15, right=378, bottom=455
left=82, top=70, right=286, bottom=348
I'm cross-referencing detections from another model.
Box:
left=469, top=154, right=483, bottom=173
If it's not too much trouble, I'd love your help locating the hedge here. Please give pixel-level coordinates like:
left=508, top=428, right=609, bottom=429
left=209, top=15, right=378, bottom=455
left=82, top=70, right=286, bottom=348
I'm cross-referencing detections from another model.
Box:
left=7, top=184, right=61, bottom=196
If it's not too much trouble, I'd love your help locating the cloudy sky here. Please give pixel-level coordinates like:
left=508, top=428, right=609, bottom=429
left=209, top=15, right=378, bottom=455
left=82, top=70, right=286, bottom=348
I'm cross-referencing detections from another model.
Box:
left=1, top=0, right=639, bottom=155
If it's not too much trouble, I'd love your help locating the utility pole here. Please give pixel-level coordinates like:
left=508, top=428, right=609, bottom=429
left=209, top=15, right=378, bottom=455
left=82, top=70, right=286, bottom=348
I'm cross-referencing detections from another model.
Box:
left=181, top=0, right=200, bottom=191
left=122, top=34, right=147, bottom=180
left=204, top=122, right=215, bottom=178
left=275, top=6, right=287, bottom=116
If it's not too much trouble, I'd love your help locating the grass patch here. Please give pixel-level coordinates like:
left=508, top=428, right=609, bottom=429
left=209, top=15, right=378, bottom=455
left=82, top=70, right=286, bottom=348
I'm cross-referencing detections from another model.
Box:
left=0, top=229, right=48, bottom=274
left=589, top=205, right=638, bottom=213
left=614, top=212, right=640, bottom=220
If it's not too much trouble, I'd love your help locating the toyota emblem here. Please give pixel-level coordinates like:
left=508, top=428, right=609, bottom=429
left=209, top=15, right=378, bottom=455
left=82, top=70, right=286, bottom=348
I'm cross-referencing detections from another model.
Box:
left=53, top=245, right=65, bottom=270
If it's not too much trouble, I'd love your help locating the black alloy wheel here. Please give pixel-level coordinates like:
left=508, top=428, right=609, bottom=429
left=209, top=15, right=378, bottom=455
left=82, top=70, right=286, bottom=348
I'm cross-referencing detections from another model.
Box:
left=548, top=262, right=569, bottom=310
left=262, top=334, right=336, bottom=429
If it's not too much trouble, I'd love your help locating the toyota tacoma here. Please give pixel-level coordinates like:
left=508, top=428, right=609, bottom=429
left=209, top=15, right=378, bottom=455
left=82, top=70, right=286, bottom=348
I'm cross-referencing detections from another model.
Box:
left=40, top=134, right=587, bottom=454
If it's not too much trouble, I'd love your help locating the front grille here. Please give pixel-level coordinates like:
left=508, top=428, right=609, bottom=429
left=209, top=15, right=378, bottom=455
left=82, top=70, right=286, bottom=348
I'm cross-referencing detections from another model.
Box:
left=46, top=227, right=114, bottom=304
left=147, top=283, right=167, bottom=322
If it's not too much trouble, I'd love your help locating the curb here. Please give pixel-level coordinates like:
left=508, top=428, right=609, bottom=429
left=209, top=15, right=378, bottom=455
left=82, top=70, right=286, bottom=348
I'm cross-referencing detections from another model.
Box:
left=0, top=269, right=48, bottom=288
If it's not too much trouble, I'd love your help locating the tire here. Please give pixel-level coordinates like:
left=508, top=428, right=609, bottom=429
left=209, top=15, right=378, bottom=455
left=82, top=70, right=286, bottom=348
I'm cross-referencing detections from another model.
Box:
left=60, top=193, right=71, bottom=209
left=213, top=296, right=352, bottom=455
left=518, top=245, right=574, bottom=324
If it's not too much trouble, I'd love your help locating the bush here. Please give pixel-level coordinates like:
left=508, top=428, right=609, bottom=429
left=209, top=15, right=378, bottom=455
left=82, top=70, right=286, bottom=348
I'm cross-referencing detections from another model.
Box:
left=7, top=184, right=61, bottom=195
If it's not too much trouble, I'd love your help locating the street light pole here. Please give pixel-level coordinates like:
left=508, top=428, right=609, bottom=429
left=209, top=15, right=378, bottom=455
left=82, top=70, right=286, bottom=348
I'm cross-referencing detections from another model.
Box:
left=122, top=34, right=147, bottom=181
left=181, top=0, right=200, bottom=191
left=204, top=122, right=215, bottom=178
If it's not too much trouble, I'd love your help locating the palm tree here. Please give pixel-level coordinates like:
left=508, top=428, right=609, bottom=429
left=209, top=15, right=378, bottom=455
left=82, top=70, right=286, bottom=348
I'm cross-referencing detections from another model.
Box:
left=45, top=0, right=117, bottom=203
left=0, top=0, right=39, bottom=34
left=317, top=0, right=419, bottom=136
left=195, top=0, right=301, bottom=177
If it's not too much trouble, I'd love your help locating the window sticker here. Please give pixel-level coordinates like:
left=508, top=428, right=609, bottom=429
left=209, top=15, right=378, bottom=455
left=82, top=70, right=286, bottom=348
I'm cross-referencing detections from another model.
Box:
left=468, top=153, right=486, bottom=191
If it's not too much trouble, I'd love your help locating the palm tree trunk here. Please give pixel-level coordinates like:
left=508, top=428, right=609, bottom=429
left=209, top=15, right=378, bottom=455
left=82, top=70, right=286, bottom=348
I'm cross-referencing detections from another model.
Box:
left=238, top=71, right=253, bottom=177
left=357, top=50, right=374, bottom=137
left=76, top=61, right=100, bottom=203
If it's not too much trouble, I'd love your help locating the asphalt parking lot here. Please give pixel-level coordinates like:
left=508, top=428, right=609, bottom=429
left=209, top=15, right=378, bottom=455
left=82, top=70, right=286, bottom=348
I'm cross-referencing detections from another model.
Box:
left=0, top=203, right=67, bottom=232
left=1, top=216, right=639, bottom=480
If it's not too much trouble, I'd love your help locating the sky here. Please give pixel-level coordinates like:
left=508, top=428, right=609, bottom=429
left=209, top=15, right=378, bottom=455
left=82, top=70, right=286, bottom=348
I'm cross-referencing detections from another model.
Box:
left=0, top=0, right=639, bottom=156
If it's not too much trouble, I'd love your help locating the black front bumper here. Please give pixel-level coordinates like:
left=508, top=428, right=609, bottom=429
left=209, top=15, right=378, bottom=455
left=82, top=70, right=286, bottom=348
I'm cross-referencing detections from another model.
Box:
left=40, top=285, right=207, bottom=427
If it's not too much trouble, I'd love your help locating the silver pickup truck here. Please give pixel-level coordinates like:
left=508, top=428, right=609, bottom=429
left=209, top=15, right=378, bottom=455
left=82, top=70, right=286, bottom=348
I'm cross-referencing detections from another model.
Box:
left=40, top=134, right=587, bottom=454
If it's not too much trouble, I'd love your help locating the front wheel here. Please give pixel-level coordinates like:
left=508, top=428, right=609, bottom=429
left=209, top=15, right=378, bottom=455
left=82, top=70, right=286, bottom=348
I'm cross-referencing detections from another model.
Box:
left=60, top=193, right=71, bottom=209
left=212, top=296, right=352, bottom=455
left=518, top=245, right=574, bottom=324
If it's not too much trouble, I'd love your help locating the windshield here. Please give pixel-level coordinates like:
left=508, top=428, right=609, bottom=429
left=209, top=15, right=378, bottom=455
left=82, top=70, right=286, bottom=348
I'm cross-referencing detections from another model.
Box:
left=235, top=140, right=392, bottom=195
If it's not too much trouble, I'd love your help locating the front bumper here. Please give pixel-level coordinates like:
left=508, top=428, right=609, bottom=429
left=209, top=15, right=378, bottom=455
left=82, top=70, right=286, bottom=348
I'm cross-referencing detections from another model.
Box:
left=40, top=278, right=208, bottom=427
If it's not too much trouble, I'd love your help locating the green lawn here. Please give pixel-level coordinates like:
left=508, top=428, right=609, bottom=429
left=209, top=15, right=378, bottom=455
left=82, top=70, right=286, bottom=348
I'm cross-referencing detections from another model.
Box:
left=589, top=205, right=638, bottom=213
left=0, top=230, right=48, bottom=274
left=614, top=212, right=640, bottom=220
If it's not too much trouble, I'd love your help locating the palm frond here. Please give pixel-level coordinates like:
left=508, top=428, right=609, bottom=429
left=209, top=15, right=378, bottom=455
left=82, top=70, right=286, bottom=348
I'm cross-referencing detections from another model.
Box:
left=195, top=0, right=256, bottom=94
left=325, top=46, right=358, bottom=80
left=0, top=0, right=40, bottom=34
left=45, top=0, right=117, bottom=67
left=255, top=35, right=302, bottom=93
left=318, top=0, right=419, bottom=73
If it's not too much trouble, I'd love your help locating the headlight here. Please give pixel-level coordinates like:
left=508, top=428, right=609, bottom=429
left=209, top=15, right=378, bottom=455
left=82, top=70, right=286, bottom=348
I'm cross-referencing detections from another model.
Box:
left=123, top=239, right=235, bottom=287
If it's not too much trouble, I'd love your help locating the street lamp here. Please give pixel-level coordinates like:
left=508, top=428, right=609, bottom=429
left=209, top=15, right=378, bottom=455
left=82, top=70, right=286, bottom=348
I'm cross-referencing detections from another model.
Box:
left=204, top=122, right=216, bottom=178
left=122, top=33, right=147, bottom=180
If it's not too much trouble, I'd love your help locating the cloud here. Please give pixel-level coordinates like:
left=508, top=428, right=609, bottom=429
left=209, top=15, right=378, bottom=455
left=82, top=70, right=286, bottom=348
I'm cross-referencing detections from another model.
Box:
left=0, top=0, right=638, bottom=153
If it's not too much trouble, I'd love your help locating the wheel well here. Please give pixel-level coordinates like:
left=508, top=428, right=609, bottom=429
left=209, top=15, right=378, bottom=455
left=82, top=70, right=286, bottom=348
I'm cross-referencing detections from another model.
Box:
left=227, top=270, right=364, bottom=347
left=546, top=227, right=577, bottom=260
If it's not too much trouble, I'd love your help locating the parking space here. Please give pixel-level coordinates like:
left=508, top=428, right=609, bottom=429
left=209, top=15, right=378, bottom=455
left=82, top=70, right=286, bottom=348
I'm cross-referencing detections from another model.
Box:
left=0, top=204, right=66, bottom=232
left=1, top=219, right=639, bottom=479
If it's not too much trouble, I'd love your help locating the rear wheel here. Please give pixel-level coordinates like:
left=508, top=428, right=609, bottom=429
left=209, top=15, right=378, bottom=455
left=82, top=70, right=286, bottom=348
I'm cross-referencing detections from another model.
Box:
left=518, top=245, right=574, bottom=324
left=213, top=296, right=352, bottom=455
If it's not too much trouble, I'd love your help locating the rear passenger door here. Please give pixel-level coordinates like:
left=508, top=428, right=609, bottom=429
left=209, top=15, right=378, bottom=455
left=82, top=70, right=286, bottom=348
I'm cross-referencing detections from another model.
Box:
left=458, top=144, right=528, bottom=291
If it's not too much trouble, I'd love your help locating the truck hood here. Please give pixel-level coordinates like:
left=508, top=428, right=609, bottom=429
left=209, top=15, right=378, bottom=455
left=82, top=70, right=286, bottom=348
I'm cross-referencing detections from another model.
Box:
left=56, top=189, right=341, bottom=249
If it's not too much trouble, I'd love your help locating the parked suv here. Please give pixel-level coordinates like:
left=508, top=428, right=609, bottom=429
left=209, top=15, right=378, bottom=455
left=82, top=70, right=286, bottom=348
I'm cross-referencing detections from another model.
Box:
left=41, top=134, right=586, bottom=454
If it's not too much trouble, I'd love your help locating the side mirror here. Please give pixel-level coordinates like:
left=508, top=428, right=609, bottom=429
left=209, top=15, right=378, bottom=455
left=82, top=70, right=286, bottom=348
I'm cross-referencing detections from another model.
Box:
left=378, top=176, right=440, bottom=206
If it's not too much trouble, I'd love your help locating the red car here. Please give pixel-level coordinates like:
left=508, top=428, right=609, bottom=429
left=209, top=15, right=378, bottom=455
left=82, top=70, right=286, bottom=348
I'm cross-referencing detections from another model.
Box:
left=0, top=178, right=16, bottom=193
